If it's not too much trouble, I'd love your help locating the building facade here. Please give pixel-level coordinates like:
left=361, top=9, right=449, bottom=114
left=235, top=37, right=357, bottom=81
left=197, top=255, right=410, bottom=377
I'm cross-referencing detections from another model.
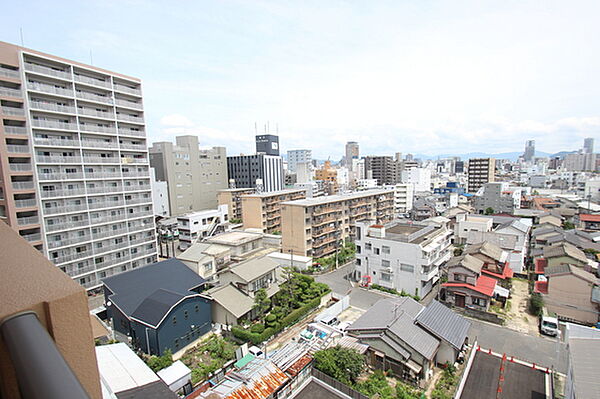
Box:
left=287, top=149, right=311, bottom=173
left=255, top=134, right=279, bottom=156
left=217, top=187, right=255, bottom=221
left=177, top=204, right=229, bottom=250
left=227, top=154, right=284, bottom=192
left=280, top=190, right=394, bottom=258
left=345, top=141, right=359, bottom=167
left=392, top=183, right=414, bottom=215
left=401, top=167, right=431, bottom=193
left=365, top=156, right=399, bottom=186
left=241, top=188, right=306, bottom=234
left=467, top=158, right=495, bottom=193
left=0, top=41, right=157, bottom=291
left=523, top=140, right=535, bottom=162
left=150, top=167, right=169, bottom=217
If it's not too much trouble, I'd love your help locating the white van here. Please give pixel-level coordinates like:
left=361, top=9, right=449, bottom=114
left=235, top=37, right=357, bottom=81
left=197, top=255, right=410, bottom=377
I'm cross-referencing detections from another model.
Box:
left=540, top=310, right=559, bottom=337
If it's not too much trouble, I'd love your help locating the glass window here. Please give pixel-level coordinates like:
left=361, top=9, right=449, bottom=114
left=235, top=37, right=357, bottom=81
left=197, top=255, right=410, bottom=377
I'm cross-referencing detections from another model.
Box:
left=382, top=246, right=390, bottom=254
left=400, top=264, right=414, bottom=273
left=381, top=272, right=391, bottom=282
left=382, top=260, right=390, bottom=268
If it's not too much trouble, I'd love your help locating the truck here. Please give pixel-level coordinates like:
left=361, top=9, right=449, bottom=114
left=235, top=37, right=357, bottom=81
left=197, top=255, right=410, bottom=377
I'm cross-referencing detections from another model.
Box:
left=539, top=309, right=559, bottom=337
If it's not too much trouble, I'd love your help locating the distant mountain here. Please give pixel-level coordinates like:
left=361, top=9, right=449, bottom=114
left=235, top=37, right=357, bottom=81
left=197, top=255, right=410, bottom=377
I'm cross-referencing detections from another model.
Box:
left=413, top=151, right=551, bottom=161
left=549, top=150, right=577, bottom=159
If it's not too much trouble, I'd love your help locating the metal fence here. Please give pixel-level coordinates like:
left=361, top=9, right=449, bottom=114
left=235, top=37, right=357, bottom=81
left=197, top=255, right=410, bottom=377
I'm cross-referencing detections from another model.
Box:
left=311, top=368, right=369, bottom=399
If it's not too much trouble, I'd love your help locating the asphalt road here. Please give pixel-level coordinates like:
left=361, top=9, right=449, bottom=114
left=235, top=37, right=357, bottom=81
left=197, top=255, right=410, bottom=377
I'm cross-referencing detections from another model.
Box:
left=316, top=261, right=569, bottom=373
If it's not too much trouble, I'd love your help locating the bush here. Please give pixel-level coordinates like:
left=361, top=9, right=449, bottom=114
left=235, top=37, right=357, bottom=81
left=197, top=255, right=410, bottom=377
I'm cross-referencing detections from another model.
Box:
left=145, top=349, right=173, bottom=372
left=250, top=323, right=265, bottom=334
left=314, top=346, right=365, bottom=385
left=528, top=293, right=544, bottom=317
left=371, top=284, right=420, bottom=302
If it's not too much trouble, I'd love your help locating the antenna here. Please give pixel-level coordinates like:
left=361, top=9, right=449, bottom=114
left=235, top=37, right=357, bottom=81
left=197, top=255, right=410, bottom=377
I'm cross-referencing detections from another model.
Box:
left=19, top=28, right=24, bottom=46
left=254, top=122, right=257, bottom=135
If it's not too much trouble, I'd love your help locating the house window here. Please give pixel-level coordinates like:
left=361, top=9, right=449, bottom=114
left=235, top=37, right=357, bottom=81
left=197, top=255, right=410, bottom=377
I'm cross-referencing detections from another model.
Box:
left=184, top=310, right=188, bottom=320
left=382, top=246, right=390, bottom=254
left=382, top=260, right=390, bottom=268
left=472, top=297, right=486, bottom=307
left=195, top=305, right=199, bottom=312
left=374, top=248, right=380, bottom=255
left=356, top=245, right=361, bottom=254
left=203, top=262, right=213, bottom=272
left=356, top=258, right=361, bottom=266
left=172, top=316, right=177, bottom=325
left=381, top=272, right=391, bottom=282
left=400, top=264, right=414, bottom=273
left=365, top=243, right=372, bottom=251
left=454, top=274, right=466, bottom=282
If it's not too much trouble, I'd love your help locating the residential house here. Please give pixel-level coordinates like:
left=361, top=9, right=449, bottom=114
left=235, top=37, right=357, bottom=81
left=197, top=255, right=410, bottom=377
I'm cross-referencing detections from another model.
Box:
left=535, top=264, right=600, bottom=325
left=454, top=214, right=493, bottom=245
left=207, top=255, right=283, bottom=326
left=542, top=243, right=590, bottom=269
left=178, top=242, right=231, bottom=280
left=354, top=221, right=452, bottom=298
left=442, top=255, right=501, bottom=311
left=205, top=230, right=265, bottom=260
left=578, top=214, right=600, bottom=231
left=464, top=242, right=514, bottom=282
left=466, top=231, right=526, bottom=275
left=102, top=258, right=212, bottom=356
left=536, top=212, right=564, bottom=228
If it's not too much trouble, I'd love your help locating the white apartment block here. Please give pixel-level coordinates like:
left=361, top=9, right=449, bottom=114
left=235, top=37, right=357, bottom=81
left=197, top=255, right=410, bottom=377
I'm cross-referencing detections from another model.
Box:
left=287, top=149, right=312, bottom=173
left=354, top=221, right=452, bottom=298
left=150, top=167, right=169, bottom=217
left=401, top=167, right=431, bottom=193
left=177, top=204, right=229, bottom=250
left=454, top=213, right=493, bottom=245
left=393, top=183, right=414, bottom=215
left=356, top=179, right=378, bottom=190
left=0, top=41, right=157, bottom=291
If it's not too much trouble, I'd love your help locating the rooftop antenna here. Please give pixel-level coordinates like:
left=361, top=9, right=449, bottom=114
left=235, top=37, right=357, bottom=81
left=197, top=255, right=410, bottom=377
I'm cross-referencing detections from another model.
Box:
left=254, top=122, right=257, bottom=135
left=19, top=28, right=24, bottom=46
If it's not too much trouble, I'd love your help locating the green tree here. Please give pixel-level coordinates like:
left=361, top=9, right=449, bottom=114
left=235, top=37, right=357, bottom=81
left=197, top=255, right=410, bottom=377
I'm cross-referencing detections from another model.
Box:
left=146, top=349, right=173, bottom=372
left=484, top=207, right=495, bottom=215
left=314, top=346, right=365, bottom=385
left=528, top=292, right=544, bottom=317
left=252, top=288, right=271, bottom=323
left=563, top=221, right=575, bottom=230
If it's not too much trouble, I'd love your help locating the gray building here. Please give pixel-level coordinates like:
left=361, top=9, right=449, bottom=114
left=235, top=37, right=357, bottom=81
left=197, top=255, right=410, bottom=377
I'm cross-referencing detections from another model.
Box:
left=287, top=149, right=312, bottom=173
left=467, top=158, right=495, bottom=193
left=523, top=139, right=535, bottom=162
left=583, top=137, right=594, bottom=154
left=255, top=134, right=279, bottom=156
left=365, top=155, right=399, bottom=186
left=227, top=154, right=283, bottom=192
left=345, top=141, right=359, bottom=166
left=473, top=182, right=519, bottom=214
left=149, top=136, right=228, bottom=216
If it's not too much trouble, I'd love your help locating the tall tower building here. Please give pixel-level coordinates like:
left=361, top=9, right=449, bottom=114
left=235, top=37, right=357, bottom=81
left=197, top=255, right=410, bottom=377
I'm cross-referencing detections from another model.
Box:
left=523, top=140, right=535, bottom=162
left=345, top=141, right=359, bottom=167
left=467, top=158, right=495, bottom=193
left=287, top=149, right=312, bottom=173
left=0, top=41, right=157, bottom=291
left=149, top=135, right=227, bottom=215
left=584, top=137, right=594, bottom=154
left=227, top=154, right=283, bottom=192
left=255, top=134, right=279, bottom=155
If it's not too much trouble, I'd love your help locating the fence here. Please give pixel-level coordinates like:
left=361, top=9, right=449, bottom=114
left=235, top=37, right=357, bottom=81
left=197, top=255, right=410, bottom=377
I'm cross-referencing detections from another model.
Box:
left=315, top=295, right=350, bottom=323
left=311, top=368, right=369, bottom=399
left=452, top=306, right=505, bottom=325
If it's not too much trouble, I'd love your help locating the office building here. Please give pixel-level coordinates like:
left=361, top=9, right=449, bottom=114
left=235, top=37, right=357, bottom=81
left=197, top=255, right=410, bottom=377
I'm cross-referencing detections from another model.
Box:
left=345, top=141, right=359, bottom=167
left=217, top=187, right=255, bottom=221
left=287, top=149, right=311, bottom=173
left=280, top=190, right=394, bottom=258
left=255, top=134, right=279, bottom=155
left=401, top=167, right=431, bottom=192
left=227, top=154, right=284, bottom=192
left=149, top=136, right=227, bottom=216
left=467, top=158, right=495, bottom=193
left=523, top=140, right=535, bottom=162
left=315, top=160, right=338, bottom=194
left=365, top=156, right=399, bottom=186
left=563, top=152, right=598, bottom=172
left=473, top=182, right=522, bottom=214
left=583, top=137, right=594, bottom=154
left=241, top=188, right=305, bottom=234
left=354, top=221, right=452, bottom=298
left=0, top=41, right=157, bottom=291
left=177, top=204, right=229, bottom=250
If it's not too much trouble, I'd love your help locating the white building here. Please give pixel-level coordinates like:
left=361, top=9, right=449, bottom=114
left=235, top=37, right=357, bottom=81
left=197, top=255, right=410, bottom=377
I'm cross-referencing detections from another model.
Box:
left=454, top=214, right=493, bottom=245
left=393, top=183, right=414, bottom=215
left=295, top=161, right=313, bottom=184
left=293, top=181, right=322, bottom=198
left=177, top=204, right=229, bottom=250
left=584, top=178, right=600, bottom=202
left=354, top=221, right=452, bottom=298
left=287, top=149, right=312, bottom=173
left=356, top=179, right=378, bottom=190
left=151, top=167, right=169, bottom=217
left=401, top=167, right=432, bottom=193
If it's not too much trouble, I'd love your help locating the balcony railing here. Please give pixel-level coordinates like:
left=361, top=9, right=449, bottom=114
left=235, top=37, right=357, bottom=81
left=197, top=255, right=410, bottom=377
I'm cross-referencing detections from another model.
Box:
left=43, top=204, right=88, bottom=215
left=15, top=198, right=37, bottom=208
left=36, top=155, right=82, bottom=164
left=81, top=140, right=118, bottom=149
left=1, top=106, right=25, bottom=116
left=113, top=84, right=141, bottom=96
left=117, top=128, right=145, bottom=137
left=27, top=82, right=72, bottom=97
left=41, top=188, right=86, bottom=198
left=0, top=87, right=23, bottom=98
left=21, top=232, right=42, bottom=242
left=89, top=213, right=125, bottom=225
left=9, top=163, right=32, bottom=172
left=88, top=200, right=125, bottom=210
left=0, top=68, right=19, bottom=79
left=6, top=144, right=30, bottom=153
left=85, top=171, right=121, bottom=179
left=34, top=137, right=79, bottom=147
left=17, top=215, right=39, bottom=225
left=115, top=98, right=142, bottom=109
left=47, top=235, right=92, bottom=249
left=126, top=197, right=152, bottom=205
left=38, top=172, right=84, bottom=181
left=46, top=219, right=89, bottom=232
left=79, top=124, right=116, bottom=134
left=86, top=185, right=123, bottom=194
left=123, top=184, right=151, bottom=192
left=120, top=143, right=147, bottom=151
left=93, top=228, right=128, bottom=240
left=116, top=114, right=144, bottom=123
left=122, top=171, right=148, bottom=178
left=3, top=126, right=28, bottom=135
left=29, top=101, right=76, bottom=114
left=24, top=63, right=71, bottom=80
left=12, top=181, right=35, bottom=190
left=123, top=157, right=148, bottom=164
left=52, top=251, right=92, bottom=265
left=74, top=74, right=111, bottom=88
left=75, top=91, right=113, bottom=104
left=31, top=119, right=77, bottom=131
left=83, top=156, right=120, bottom=164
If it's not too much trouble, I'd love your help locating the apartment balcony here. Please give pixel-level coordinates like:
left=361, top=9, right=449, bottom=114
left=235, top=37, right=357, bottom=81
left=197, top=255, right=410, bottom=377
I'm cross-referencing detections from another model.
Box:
left=117, top=128, right=145, bottom=137
left=79, top=124, right=116, bottom=134
left=120, top=143, right=147, bottom=151
left=77, top=107, right=115, bottom=119
left=1, top=106, right=25, bottom=116
left=67, top=263, right=98, bottom=277
left=33, top=137, right=80, bottom=147
left=85, top=171, right=121, bottom=179
left=24, top=63, right=71, bottom=80
left=9, top=163, right=32, bottom=172
left=31, top=119, right=77, bottom=131
left=128, top=223, right=152, bottom=233
left=123, top=157, right=148, bottom=164
left=89, top=213, right=125, bottom=225
left=92, top=228, right=128, bottom=240
left=88, top=200, right=125, bottom=210
left=29, top=100, right=76, bottom=114
left=12, top=181, right=35, bottom=190
left=80, top=140, right=119, bottom=149
left=133, top=247, right=157, bottom=258
left=125, top=197, right=152, bottom=205
left=40, top=188, right=86, bottom=198
left=3, top=126, right=27, bottom=135
left=20, top=232, right=42, bottom=242
left=0, top=87, right=22, bottom=98
left=38, top=172, right=84, bottom=181
left=0, top=68, right=19, bottom=79
left=82, top=156, right=120, bottom=164
left=48, top=235, right=92, bottom=249
left=113, top=84, right=142, bottom=97
left=14, top=198, right=37, bottom=208
left=127, top=209, right=153, bottom=218
left=123, top=184, right=150, bottom=192
left=52, top=251, right=92, bottom=265
left=43, top=204, right=88, bottom=215
left=75, top=91, right=113, bottom=104
left=27, top=82, right=72, bottom=97
left=17, top=215, right=39, bottom=226
left=74, top=74, right=111, bottom=88
left=129, top=235, right=155, bottom=246
left=6, top=144, right=30, bottom=153
left=46, top=219, right=89, bottom=232
left=86, top=185, right=123, bottom=194
left=122, top=171, right=148, bottom=178
left=115, top=98, right=142, bottom=110
left=94, top=241, right=130, bottom=255
left=116, top=114, right=144, bottom=124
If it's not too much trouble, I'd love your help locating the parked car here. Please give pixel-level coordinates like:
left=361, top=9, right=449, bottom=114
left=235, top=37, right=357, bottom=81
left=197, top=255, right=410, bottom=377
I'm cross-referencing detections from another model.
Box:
left=539, top=310, right=559, bottom=337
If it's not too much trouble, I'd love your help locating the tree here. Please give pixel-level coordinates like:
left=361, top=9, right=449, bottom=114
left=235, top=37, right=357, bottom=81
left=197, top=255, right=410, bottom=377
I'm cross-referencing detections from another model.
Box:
left=563, top=221, right=575, bottom=230
left=252, top=288, right=271, bottom=323
left=314, top=346, right=365, bottom=385
left=484, top=207, right=494, bottom=215
left=453, top=247, right=463, bottom=256
left=146, top=349, right=173, bottom=372
left=528, top=293, right=544, bottom=317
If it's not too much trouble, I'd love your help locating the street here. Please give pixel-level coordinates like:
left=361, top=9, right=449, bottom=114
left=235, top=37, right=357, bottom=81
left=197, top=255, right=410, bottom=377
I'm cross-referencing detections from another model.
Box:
left=316, top=261, right=568, bottom=373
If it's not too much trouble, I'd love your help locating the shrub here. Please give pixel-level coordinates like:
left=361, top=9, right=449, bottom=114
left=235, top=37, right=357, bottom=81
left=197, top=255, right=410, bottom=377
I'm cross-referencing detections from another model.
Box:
left=314, top=346, right=365, bottom=385
left=145, top=349, right=173, bottom=372
left=250, top=323, right=265, bottom=334
left=528, top=293, right=544, bottom=317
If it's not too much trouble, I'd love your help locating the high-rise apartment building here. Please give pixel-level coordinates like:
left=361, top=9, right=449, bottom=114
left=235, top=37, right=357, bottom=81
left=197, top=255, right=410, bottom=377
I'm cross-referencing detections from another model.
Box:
left=345, top=141, right=359, bottom=166
left=467, top=158, right=495, bottom=193
left=227, top=154, right=284, bottom=192
left=256, top=134, right=279, bottom=156
left=280, top=190, right=394, bottom=258
left=400, top=167, right=431, bottom=193
left=0, top=41, right=157, bottom=291
left=315, top=160, right=338, bottom=194
left=583, top=137, right=594, bottom=154
left=365, top=156, right=399, bottom=186
left=287, top=149, right=312, bottom=173
left=217, top=187, right=255, bottom=221
left=523, top=140, right=535, bottom=162
left=149, top=135, right=227, bottom=215
left=241, top=188, right=306, bottom=234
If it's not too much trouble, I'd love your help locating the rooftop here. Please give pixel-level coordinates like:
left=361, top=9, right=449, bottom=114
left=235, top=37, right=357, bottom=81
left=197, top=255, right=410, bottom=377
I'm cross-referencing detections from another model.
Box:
left=178, top=242, right=230, bottom=262
left=415, top=300, right=471, bottom=350
left=281, top=189, right=390, bottom=207
left=207, top=284, right=255, bottom=319
left=567, top=338, right=600, bottom=399
left=243, top=188, right=306, bottom=198
left=226, top=255, right=282, bottom=282
left=206, top=231, right=262, bottom=246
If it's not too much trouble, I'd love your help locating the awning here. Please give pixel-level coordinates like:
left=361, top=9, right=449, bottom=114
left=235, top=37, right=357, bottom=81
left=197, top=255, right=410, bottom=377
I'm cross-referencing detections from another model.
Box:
left=404, top=359, right=423, bottom=374
left=493, top=285, right=510, bottom=298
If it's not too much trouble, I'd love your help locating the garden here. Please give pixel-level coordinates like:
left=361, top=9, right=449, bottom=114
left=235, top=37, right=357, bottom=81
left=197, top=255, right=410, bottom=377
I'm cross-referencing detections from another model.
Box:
left=371, top=284, right=421, bottom=302
left=179, top=334, right=238, bottom=384
left=232, top=270, right=331, bottom=345
left=310, top=241, right=356, bottom=273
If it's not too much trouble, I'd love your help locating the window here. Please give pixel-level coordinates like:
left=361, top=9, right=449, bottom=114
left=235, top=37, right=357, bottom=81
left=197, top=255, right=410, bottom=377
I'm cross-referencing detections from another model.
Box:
left=195, top=305, right=200, bottom=312
left=184, top=310, right=189, bottom=320
left=454, top=274, right=466, bottom=282
left=172, top=316, right=177, bottom=325
left=356, top=245, right=361, bottom=254
left=374, top=248, right=380, bottom=255
left=382, top=260, right=390, bottom=268
left=381, top=272, right=391, bottom=282
left=203, top=262, right=213, bottom=272
left=356, top=258, right=361, bottom=266
left=400, top=264, right=414, bottom=273
left=365, top=243, right=372, bottom=251
left=472, top=297, right=486, bottom=307
left=382, top=245, right=390, bottom=254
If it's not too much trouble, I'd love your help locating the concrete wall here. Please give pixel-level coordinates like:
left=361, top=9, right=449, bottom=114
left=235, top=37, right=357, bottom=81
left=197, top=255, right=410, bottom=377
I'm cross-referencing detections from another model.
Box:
left=546, top=275, right=598, bottom=325
left=435, top=341, right=456, bottom=365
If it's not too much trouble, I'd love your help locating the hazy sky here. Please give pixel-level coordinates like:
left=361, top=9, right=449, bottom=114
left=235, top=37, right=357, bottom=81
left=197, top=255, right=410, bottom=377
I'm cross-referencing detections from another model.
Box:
left=2, top=1, right=599, bottom=159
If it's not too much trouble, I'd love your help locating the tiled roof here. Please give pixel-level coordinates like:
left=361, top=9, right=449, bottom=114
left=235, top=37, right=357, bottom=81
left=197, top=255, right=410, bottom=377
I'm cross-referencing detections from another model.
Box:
left=543, top=243, right=588, bottom=264
left=534, top=258, right=547, bottom=274
left=534, top=281, right=548, bottom=294
left=580, top=214, right=600, bottom=222
left=447, top=254, right=484, bottom=274
left=481, top=263, right=514, bottom=280
left=465, top=241, right=506, bottom=263
left=415, top=301, right=471, bottom=350
left=443, top=275, right=497, bottom=297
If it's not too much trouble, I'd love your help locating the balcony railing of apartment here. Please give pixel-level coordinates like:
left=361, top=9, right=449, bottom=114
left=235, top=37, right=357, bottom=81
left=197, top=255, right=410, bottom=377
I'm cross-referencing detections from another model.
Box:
left=29, top=100, right=76, bottom=114
left=79, top=124, right=116, bottom=134
left=24, top=63, right=72, bottom=80
left=88, top=200, right=125, bottom=210
left=16, top=215, right=39, bottom=225
left=31, top=119, right=77, bottom=131
left=75, top=91, right=113, bottom=104
left=77, top=107, right=114, bottom=119
left=74, top=74, right=111, bottom=88
left=0, top=312, right=90, bottom=398
left=3, top=126, right=28, bottom=135
left=92, top=228, right=128, bottom=240
left=52, top=251, right=92, bottom=265
left=128, top=223, right=152, bottom=233
left=12, top=181, right=35, bottom=190
left=36, top=155, right=82, bottom=164
left=125, top=197, right=152, bottom=205
left=82, top=156, right=120, bottom=164
left=113, top=84, right=141, bottom=96
left=0, top=87, right=22, bottom=98
left=67, top=263, right=97, bottom=277
left=89, top=213, right=125, bottom=225
left=86, top=185, right=123, bottom=194
left=85, top=171, right=121, bottom=179
left=34, top=137, right=80, bottom=147
left=46, top=219, right=89, bottom=232
left=6, top=145, right=30, bottom=153
left=129, top=236, right=155, bottom=246
left=123, top=157, right=148, bottom=164
left=114, top=98, right=142, bottom=110
left=9, top=163, right=32, bottom=172
left=94, top=242, right=130, bottom=256
left=43, top=204, right=88, bottom=215
left=116, top=114, right=144, bottom=124
left=117, top=127, right=144, bottom=136
left=21, top=232, right=42, bottom=242
left=80, top=140, right=118, bottom=149
left=27, top=82, right=73, bottom=97
left=38, top=172, right=84, bottom=181
left=15, top=199, right=37, bottom=208
left=120, top=143, right=147, bottom=151
left=121, top=171, right=148, bottom=178
left=41, top=188, right=86, bottom=198
left=1, top=106, right=25, bottom=116
left=0, top=68, right=20, bottom=79
left=47, top=234, right=92, bottom=249
left=123, top=184, right=150, bottom=192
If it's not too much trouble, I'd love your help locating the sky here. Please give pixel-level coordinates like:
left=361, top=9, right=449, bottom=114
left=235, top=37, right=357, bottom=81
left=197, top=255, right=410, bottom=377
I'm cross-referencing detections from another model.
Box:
left=1, top=0, right=599, bottom=159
